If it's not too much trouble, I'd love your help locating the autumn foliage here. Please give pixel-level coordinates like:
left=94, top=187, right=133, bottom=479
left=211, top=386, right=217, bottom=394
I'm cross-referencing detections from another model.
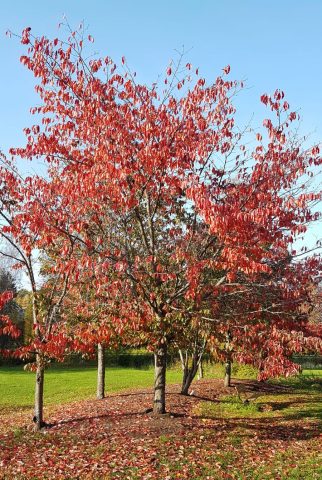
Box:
left=0, top=24, right=321, bottom=422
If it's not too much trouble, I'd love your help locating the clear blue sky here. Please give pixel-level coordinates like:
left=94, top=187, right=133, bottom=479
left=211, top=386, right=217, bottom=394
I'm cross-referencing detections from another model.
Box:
left=0, top=0, right=321, bottom=247
left=1, top=0, right=322, bottom=153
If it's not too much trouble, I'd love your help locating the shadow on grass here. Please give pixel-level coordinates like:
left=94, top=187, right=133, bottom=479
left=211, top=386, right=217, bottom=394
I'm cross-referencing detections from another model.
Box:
left=255, top=389, right=322, bottom=420
left=283, top=405, right=322, bottom=421
left=270, top=375, right=322, bottom=392
left=192, top=414, right=321, bottom=442
left=234, top=418, right=321, bottom=441
left=232, top=379, right=292, bottom=394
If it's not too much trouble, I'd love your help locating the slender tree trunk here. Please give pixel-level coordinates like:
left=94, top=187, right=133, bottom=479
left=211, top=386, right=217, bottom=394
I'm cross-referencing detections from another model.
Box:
left=181, top=350, right=199, bottom=395
left=224, top=359, right=232, bottom=387
left=181, top=365, right=190, bottom=395
left=180, top=368, right=197, bottom=395
left=179, top=343, right=205, bottom=395
left=153, top=342, right=167, bottom=414
left=97, top=343, right=105, bottom=399
left=198, top=361, right=204, bottom=379
left=224, top=329, right=233, bottom=387
left=34, top=354, right=44, bottom=430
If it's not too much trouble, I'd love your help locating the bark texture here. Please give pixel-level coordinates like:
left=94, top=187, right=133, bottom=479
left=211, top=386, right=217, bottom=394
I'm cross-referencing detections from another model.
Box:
left=179, top=340, right=206, bottom=395
left=180, top=350, right=199, bottom=395
left=34, top=354, right=45, bottom=430
left=97, top=343, right=105, bottom=399
left=153, top=342, right=167, bottom=414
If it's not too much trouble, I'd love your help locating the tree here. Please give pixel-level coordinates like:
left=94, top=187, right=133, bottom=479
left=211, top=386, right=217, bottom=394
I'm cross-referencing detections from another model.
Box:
left=10, top=25, right=322, bottom=415
left=178, top=329, right=207, bottom=395
left=62, top=276, right=124, bottom=400
left=213, top=253, right=322, bottom=381
left=0, top=155, right=75, bottom=429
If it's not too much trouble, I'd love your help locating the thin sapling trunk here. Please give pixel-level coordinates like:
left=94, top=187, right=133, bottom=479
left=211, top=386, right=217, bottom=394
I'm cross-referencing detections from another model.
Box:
left=224, top=329, right=233, bottom=387
left=33, top=354, right=45, bottom=430
left=97, top=343, right=106, bottom=399
left=224, top=358, right=232, bottom=387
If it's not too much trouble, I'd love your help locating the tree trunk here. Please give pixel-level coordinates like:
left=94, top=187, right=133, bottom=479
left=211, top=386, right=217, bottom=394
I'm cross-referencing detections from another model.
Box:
left=179, top=344, right=205, bottom=395
left=224, top=329, right=233, bottom=387
left=34, top=354, right=45, bottom=430
left=198, top=361, right=204, bottom=379
left=181, top=365, right=190, bottom=395
left=181, top=367, right=198, bottom=395
left=97, top=343, right=105, bottom=399
left=181, top=354, right=199, bottom=395
left=153, top=342, right=167, bottom=414
left=224, top=359, right=232, bottom=387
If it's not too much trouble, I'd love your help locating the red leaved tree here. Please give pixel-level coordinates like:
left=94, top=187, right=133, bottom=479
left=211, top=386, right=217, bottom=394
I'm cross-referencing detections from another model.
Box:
left=0, top=154, right=77, bottom=429
left=10, top=25, right=322, bottom=414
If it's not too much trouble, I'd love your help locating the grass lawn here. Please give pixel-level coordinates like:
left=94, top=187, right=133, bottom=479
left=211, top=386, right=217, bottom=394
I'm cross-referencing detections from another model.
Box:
left=0, top=364, right=184, bottom=409
left=0, top=363, right=320, bottom=409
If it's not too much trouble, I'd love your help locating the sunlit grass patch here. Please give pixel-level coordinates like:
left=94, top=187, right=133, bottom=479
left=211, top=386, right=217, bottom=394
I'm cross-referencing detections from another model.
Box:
left=0, top=365, right=183, bottom=408
left=203, top=362, right=258, bottom=380
left=197, top=394, right=262, bottom=419
left=196, top=388, right=322, bottom=423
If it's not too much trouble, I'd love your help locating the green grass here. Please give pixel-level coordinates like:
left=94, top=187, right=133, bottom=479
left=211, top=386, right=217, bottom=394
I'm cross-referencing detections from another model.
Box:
left=202, top=361, right=259, bottom=379
left=269, top=370, right=322, bottom=393
left=0, top=364, right=183, bottom=409
left=301, top=369, right=322, bottom=376
left=0, top=362, right=320, bottom=411
left=198, top=390, right=322, bottom=422
left=207, top=364, right=322, bottom=381
left=198, top=394, right=262, bottom=419
left=197, top=370, right=322, bottom=422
